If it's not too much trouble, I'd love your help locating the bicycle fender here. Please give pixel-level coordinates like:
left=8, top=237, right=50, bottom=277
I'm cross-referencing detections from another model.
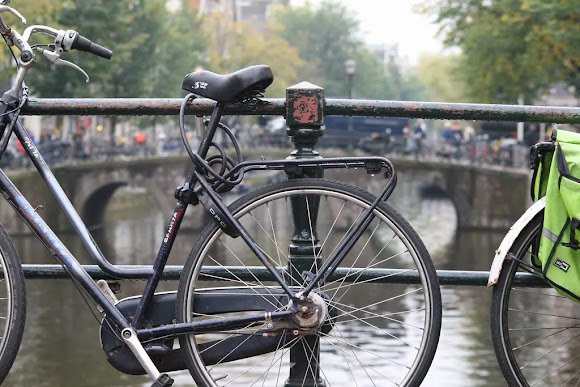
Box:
left=487, top=197, right=545, bottom=287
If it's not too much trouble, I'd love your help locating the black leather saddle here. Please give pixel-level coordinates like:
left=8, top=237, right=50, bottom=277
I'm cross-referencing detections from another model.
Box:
left=182, top=65, right=273, bottom=102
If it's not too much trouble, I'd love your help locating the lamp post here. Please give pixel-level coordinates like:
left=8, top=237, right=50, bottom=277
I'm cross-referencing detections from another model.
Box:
left=345, top=59, right=356, bottom=98
left=344, top=59, right=356, bottom=150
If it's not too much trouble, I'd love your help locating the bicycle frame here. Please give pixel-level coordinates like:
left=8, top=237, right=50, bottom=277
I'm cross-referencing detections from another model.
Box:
left=0, top=99, right=398, bottom=369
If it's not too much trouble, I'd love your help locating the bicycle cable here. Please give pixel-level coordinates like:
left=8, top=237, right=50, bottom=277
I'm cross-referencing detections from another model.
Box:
left=179, top=94, right=245, bottom=190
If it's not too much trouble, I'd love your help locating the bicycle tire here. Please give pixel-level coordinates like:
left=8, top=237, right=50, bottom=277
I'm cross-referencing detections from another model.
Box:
left=0, top=224, right=25, bottom=383
left=177, top=178, right=441, bottom=386
left=491, top=211, right=580, bottom=386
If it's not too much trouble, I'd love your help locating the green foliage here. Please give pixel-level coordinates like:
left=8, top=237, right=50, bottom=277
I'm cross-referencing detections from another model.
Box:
left=422, top=0, right=580, bottom=103
left=411, top=52, right=468, bottom=102
left=271, top=1, right=360, bottom=96
left=202, top=12, right=302, bottom=97
left=0, top=1, right=63, bottom=84
left=0, top=0, right=427, bottom=103
left=271, top=1, right=424, bottom=100
left=24, top=0, right=205, bottom=98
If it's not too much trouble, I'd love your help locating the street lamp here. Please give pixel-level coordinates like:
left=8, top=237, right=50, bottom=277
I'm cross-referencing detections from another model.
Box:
left=344, top=59, right=356, bottom=150
left=344, top=59, right=356, bottom=98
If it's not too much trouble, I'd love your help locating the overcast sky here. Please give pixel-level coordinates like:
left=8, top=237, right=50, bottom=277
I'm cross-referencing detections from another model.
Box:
left=291, top=0, right=444, bottom=65
left=345, top=0, right=443, bottom=64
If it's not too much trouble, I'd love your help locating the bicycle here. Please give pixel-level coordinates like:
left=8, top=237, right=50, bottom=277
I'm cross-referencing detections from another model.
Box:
left=0, top=3, right=442, bottom=386
left=488, top=140, right=580, bottom=386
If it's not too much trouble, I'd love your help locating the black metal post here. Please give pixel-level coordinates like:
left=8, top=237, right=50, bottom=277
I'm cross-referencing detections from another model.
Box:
left=284, top=82, right=325, bottom=387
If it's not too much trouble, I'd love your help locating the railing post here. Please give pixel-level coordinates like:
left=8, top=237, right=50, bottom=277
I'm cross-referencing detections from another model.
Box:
left=284, top=82, right=325, bottom=387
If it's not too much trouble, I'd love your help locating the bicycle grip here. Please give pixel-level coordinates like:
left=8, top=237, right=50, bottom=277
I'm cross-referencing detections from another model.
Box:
left=70, top=33, right=113, bottom=59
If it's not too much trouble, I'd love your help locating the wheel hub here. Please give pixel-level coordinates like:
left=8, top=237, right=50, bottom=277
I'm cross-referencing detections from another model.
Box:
left=291, top=292, right=328, bottom=330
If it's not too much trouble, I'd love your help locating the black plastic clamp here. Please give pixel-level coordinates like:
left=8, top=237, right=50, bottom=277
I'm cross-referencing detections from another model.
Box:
left=151, top=373, right=173, bottom=386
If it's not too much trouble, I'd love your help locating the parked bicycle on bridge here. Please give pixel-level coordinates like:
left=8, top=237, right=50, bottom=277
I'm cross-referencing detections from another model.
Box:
left=0, top=3, right=441, bottom=386
left=488, top=132, right=580, bottom=386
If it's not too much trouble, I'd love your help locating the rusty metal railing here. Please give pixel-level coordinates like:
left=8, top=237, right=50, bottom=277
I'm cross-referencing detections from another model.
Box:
left=18, top=93, right=575, bottom=288
left=22, top=97, right=580, bottom=124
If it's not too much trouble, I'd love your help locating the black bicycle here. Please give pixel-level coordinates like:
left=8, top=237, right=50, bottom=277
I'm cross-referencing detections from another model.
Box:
left=0, top=3, right=441, bottom=386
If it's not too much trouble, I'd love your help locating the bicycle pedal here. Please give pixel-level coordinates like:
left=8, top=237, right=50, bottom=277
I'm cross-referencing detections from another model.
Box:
left=151, top=373, right=173, bottom=387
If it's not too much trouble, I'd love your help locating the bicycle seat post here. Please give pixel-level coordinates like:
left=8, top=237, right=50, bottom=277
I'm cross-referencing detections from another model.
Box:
left=197, top=102, right=224, bottom=159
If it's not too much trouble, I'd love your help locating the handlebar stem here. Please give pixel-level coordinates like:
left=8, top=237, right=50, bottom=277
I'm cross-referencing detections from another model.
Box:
left=2, top=28, right=31, bottom=58
left=2, top=66, right=27, bottom=106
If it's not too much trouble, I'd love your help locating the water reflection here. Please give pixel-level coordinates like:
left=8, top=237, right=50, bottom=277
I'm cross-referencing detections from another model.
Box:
left=2, top=180, right=510, bottom=386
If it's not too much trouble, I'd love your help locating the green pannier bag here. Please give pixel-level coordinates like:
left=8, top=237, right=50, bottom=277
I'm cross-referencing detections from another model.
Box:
left=538, top=129, right=580, bottom=301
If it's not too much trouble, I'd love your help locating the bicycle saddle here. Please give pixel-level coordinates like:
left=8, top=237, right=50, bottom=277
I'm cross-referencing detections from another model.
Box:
left=182, top=65, right=273, bottom=102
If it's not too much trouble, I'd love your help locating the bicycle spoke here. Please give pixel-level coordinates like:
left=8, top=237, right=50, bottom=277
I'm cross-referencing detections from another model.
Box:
left=248, top=211, right=290, bottom=263
left=565, top=368, right=580, bottom=386
left=328, top=302, right=419, bottom=350
left=300, top=336, right=332, bottom=386
left=328, top=298, right=425, bottom=330
left=510, top=325, right=580, bottom=332
left=265, top=202, right=284, bottom=269
left=199, top=327, right=265, bottom=356
left=330, top=320, right=379, bottom=386
left=323, top=266, right=414, bottom=296
left=320, top=329, right=401, bottom=385
left=222, top=336, right=302, bottom=386
left=317, top=196, right=347, bottom=256
left=208, top=250, right=280, bottom=310
left=257, top=334, right=288, bottom=387
left=530, top=353, right=580, bottom=387
left=508, top=307, right=580, bottom=321
left=512, top=287, right=569, bottom=299
left=519, top=330, right=580, bottom=368
left=179, top=181, right=439, bottom=386
left=327, top=220, right=382, bottom=301
left=493, top=215, right=580, bottom=386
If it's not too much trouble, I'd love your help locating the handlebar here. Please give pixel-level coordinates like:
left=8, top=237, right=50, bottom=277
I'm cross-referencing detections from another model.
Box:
left=69, top=32, right=112, bottom=59
left=0, top=5, right=113, bottom=62
left=0, top=4, right=114, bottom=104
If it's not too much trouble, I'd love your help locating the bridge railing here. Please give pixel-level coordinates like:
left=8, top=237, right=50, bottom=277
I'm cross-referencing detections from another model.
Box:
left=22, top=97, right=580, bottom=123
left=20, top=264, right=548, bottom=287
left=17, top=88, right=580, bottom=384
left=18, top=87, right=580, bottom=283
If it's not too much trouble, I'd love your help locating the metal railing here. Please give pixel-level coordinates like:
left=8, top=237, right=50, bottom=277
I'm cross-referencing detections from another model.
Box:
left=22, top=97, right=580, bottom=123
left=20, top=264, right=548, bottom=287
left=18, top=90, right=580, bottom=287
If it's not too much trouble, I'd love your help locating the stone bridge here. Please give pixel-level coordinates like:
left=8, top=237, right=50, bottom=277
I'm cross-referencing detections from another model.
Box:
left=0, top=154, right=530, bottom=235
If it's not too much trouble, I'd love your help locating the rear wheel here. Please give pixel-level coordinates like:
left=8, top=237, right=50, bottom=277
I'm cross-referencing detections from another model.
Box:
left=0, top=225, right=25, bottom=383
left=177, top=178, right=441, bottom=386
left=491, top=211, right=580, bottom=386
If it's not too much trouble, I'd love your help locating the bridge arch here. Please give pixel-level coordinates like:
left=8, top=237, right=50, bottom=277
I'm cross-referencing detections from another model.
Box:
left=82, top=182, right=127, bottom=227
left=0, top=155, right=530, bottom=234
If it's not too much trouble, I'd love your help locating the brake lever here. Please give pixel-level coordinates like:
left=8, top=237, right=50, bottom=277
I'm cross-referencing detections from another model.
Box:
left=37, top=48, right=89, bottom=82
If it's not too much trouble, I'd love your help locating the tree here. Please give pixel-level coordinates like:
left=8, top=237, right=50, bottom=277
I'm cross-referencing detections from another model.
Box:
left=271, top=1, right=424, bottom=100
left=0, top=0, right=62, bottom=84
left=22, top=0, right=206, bottom=144
left=410, top=52, right=468, bottom=102
left=28, top=0, right=206, bottom=99
left=202, top=12, right=302, bottom=97
left=421, top=0, right=580, bottom=103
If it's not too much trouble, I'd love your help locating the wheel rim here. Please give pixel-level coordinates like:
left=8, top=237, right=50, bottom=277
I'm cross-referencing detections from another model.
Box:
left=499, top=221, right=580, bottom=386
left=0, top=252, right=13, bottom=358
left=182, top=186, right=438, bottom=386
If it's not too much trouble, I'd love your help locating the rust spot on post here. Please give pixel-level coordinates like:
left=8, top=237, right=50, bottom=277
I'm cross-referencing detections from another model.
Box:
left=292, top=95, right=319, bottom=124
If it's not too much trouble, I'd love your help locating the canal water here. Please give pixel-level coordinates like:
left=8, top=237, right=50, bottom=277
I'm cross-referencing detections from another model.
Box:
left=2, top=172, right=509, bottom=386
